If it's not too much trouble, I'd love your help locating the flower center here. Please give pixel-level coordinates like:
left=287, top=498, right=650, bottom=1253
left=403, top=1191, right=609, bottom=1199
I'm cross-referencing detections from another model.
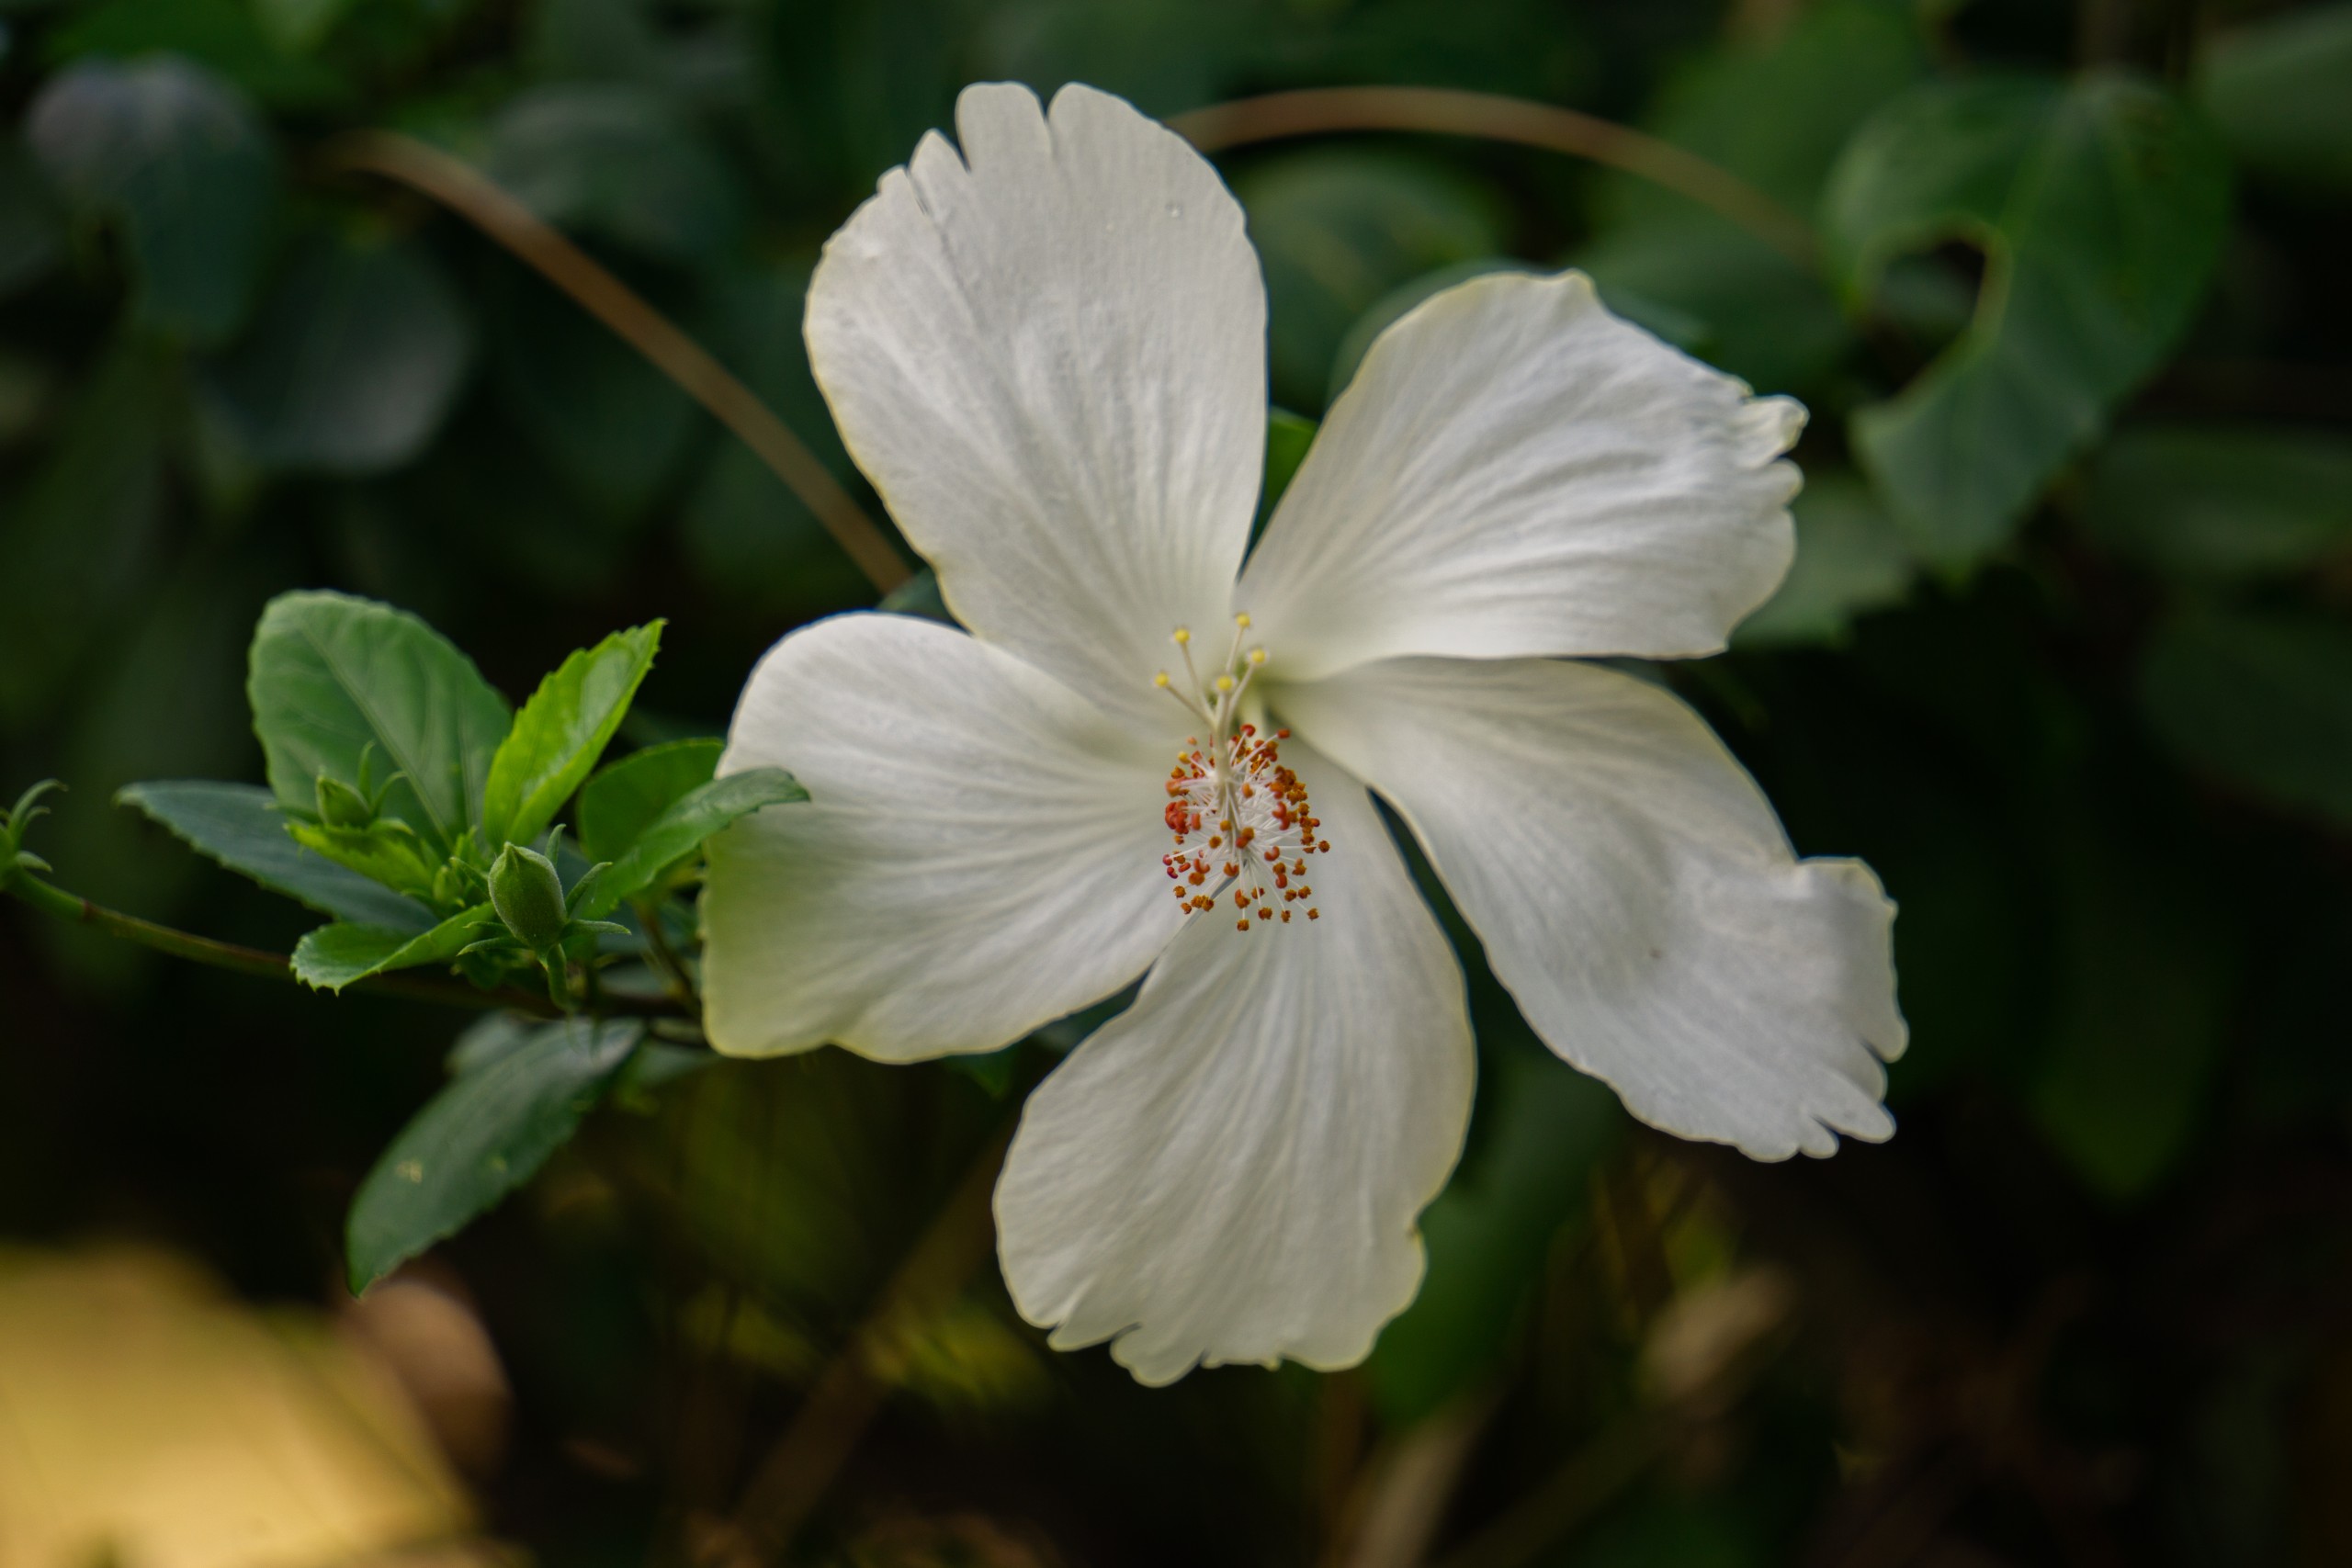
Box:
left=1154, top=616, right=1327, bottom=931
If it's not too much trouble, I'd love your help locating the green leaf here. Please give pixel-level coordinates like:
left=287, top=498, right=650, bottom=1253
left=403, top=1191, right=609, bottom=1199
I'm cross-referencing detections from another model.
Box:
left=198, top=236, right=473, bottom=476
left=285, top=818, right=446, bottom=903
left=681, top=261, right=868, bottom=612
left=481, top=623, right=663, bottom=851
left=2031, top=819, right=2237, bottom=1200
left=576, top=738, right=720, bottom=864
left=445, top=1010, right=542, bottom=1076
left=290, top=905, right=496, bottom=993
left=2196, top=3, right=2352, bottom=194
left=0, top=138, right=65, bottom=301
left=2138, top=612, right=2352, bottom=830
left=874, top=570, right=955, bottom=626
left=1369, top=1048, right=1620, bottom=1423
left=345, top=1017, right=643, bottom=1292
left=0, top=344, right=170, bottom=728
left=1577, top=0, right=1926, bottom=391
left=2083, top=424, right=2352, bottom=581
left=1824, top=74, right=2232, bottom=564
left=491, top=267, right=697, bottom=525
left=247, top=591, right=512, bottom=853
left=487, top=85, right=744, bottom=265
left=43, top=0, right=353, bottom=111
left=1734, top=471, right=1919, bottom=648
left=25, top=58, right=281, bottom=343
left=1327, top=260, right=1519, bottom=407
left=572, top=767, right=805, bottom=919
left=253, top=0, right=357, bottom=53
left=117, top=780, right=433, bottom=931
left=1258, top=409, right=1317, bottom=530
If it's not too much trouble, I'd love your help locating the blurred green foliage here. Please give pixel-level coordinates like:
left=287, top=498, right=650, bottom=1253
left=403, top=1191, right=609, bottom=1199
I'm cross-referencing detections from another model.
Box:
left=4, top=0, right=2351, bottom=1562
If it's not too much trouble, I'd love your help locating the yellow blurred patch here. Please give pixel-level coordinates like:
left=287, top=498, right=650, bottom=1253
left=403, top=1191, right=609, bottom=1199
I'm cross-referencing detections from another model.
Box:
left=0, top=1246, right=501, bottom=1568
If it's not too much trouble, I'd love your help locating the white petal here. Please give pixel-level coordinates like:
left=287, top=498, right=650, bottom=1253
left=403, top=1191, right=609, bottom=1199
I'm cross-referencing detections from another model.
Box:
left=806, top=82, right=1266, bottom=732
left=1238, top=271, right=1804, bottom=681
left=993, top=743, right=1475, bottom=1384
left=701, top=614, right=1182, bottom=1063
left=1278, top=658, right=1905, bottom=1160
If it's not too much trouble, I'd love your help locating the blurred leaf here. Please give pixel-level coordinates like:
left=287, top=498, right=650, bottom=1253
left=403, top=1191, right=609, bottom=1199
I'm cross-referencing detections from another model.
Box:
left=1258, top=408, right=1316, bottom=529
left=346, top=1017, right=644, bottom=1292
left=487, top=84, right=743, bottom=265
left=886, top=1295, right=1052, bottom=1415
left=1735, top=471, right=1917, bottom=647
left=199, top=236, right=472, bottom=475
left=1369, top=1045, right=1620, bottom=1423
left=1825, top=74, right=2232, bottom=564
left=1327, top=258, right=1518, bottom=404
left=43, top=0, right=351, bottom=109
left=876, top=570, right=954, bottom=624
left=576, top=737, right=720, bottom=863
left=290, top=905, right=494, bottom=993
left=481, top=623, right=663, bottom=850
left=1577, top=225, right=1848, bottom=396
left=1577, top=0, right=1925, bottom=391
left=247, top=591, right=512, bottom=853
left=118, top=780, right=435, bottom=930
left=2196, top=3, right=2352, bottom=194
left=655, top=1054, right=949, bottom=1317
left=2138, top=611, right=2352, bottom=829
left=1617, top=1, right=1927, bottom=219
left=445, top=1010, right=541, bottom=1076
left=610, top=1040, right=711, bottom=1103
left=978, top=0, right=1239, bottom=117
left=253, top=0, right=355, bottom=54
left=492, top=267, right=698, bottom=524
left=1233, top=149, right=1506, bottom=413
left=571, top=767, right=805, bottom=919
left=525, top=0, right=755, bottom=107
left=680, top=260, right=865, bottom=609
left=2084, top=423, right=2352, bottom=581
left=943, top=1043, right=1022, bottom=1099
left=27, top=57, right=281, bottom=342
left=2031, top=815, right=2238, bottom=1200
left=0, top=137, right=64, bottom=299
left=0, top=342, right=170, bottom=728
left=38, top=566, right=266, bottom=984
left=1556, top=1498, right=1757, bottom=1568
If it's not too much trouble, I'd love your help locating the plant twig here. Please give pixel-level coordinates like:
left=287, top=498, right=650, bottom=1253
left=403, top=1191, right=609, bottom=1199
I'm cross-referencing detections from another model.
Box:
left=1329, top=1390, right=1503, bottom=1568
left=0, top=869, right=668, bottom=1017
left=725, top=1123, right=1013, bottom=1558
left=1428, top=1410, right=1674, bottom=1568
left=322, top=130, right=914, bottom=595
left=1170, top=86, right=1818, bottom=268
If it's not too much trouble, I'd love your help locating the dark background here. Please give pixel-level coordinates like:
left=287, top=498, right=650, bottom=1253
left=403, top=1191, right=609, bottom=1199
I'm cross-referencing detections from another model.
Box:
left=4, top=0, right=2351, bottom=1562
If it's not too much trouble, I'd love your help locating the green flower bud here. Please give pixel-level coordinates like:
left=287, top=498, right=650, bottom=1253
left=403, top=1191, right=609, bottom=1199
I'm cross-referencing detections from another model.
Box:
left=314, top=773, right=375, bottom=829
left=488, top=841, right=568, bottom=953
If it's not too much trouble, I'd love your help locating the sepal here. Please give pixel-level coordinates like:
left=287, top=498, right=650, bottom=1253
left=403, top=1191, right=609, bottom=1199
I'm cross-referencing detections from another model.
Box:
left=2, top=780, right=63, bottom=888
left=488, top=840, right=569, bottom=953
left=287, top=817, right=444, bottom=902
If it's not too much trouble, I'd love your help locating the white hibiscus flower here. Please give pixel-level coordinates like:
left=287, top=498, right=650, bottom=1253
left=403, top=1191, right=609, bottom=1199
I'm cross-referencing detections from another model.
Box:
left=701, top=82, right=1905, bottom=1384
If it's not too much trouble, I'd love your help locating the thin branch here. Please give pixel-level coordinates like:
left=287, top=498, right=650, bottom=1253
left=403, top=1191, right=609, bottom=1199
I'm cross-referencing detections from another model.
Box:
left=1330, top=1391, right=1503, bottom=1568
left=1170, top=87, right=1819, bottom=269
left=1428, top=1411, right=1673, bottom=1568
left=726, top=1122, right=1013, bottom=1558
left=0, top=869, right=674, bottom=1017
left=322, top=130, right=914, bottom=595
